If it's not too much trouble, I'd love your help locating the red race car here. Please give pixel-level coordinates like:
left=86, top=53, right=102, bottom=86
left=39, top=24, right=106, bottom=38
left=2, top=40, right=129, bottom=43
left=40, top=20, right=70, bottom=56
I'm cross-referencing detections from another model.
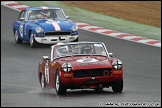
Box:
left=38, top=41, right=123, bottom=95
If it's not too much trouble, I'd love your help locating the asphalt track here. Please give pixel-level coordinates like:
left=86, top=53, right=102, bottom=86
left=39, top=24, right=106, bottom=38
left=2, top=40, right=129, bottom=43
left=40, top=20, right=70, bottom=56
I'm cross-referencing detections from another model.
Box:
left=1, top=6, right=161, bottom=107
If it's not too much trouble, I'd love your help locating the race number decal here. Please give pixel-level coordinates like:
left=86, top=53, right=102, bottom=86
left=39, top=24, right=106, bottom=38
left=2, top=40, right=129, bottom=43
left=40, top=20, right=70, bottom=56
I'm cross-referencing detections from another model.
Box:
left=24, top=24, right=28, bottom=35
left=45, top=63, right=49, bottom=83
left=77, top=58, right=98, bottom=63
left=19, top=24, right=23, bottom=38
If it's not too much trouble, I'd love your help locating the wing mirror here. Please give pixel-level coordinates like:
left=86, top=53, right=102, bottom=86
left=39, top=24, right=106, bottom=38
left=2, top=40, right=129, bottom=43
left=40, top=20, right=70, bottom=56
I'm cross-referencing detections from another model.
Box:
left=66, top=16, right=69, bottom=19
left=20, top=17, right=25, bottom=21
left=108, top=52, right=113, bottom=57
left=43, top=56, right=50, bottom=61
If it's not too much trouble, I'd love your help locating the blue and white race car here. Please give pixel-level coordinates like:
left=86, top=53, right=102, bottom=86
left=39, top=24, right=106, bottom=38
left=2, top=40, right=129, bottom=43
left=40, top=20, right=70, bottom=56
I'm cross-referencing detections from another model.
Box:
left=13, top=6, right=79, bottom=48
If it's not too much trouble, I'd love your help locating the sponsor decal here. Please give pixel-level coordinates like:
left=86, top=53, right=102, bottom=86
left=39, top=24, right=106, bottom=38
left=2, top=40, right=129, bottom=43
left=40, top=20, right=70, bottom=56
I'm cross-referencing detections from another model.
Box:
left=77, top=58, right=103, bottom=66
left=77, top=58, right=98, bottom=63
left=78, top=62, right=103, bottom=66
left=45, top=63, right=49, bottom=83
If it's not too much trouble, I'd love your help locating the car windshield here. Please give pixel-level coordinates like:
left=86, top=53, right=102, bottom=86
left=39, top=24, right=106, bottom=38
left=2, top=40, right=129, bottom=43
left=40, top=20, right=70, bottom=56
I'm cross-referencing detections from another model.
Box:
left=28, top=9, right=66, bottom=20
left=55, top=42, right=108, bottom=58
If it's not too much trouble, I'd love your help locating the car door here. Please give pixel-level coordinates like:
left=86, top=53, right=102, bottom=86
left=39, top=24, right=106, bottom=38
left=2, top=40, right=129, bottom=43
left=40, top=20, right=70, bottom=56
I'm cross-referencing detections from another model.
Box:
left=48, top=61, right=56, bottom=88
left=44, top=60, right=59, bottom=88
left=49, top=46, right=58, bottom=88
left=16, top=10, right=28, bottom=41
left=44, top=57, right=55, bottom=88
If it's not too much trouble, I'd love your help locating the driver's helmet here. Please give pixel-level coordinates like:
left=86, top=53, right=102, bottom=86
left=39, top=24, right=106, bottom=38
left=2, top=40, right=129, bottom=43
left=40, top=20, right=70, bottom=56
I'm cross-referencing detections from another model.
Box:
left=56, top=45, right=68, bottom=57
left=29, top=11, right=37, bottom=20
left=81, top=45, right=92, bottom=54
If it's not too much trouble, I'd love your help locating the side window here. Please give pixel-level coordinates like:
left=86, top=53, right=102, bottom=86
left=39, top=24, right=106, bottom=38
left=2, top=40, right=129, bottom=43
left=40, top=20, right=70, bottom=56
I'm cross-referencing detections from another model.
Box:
left=18, top=10, right=26, bottom=21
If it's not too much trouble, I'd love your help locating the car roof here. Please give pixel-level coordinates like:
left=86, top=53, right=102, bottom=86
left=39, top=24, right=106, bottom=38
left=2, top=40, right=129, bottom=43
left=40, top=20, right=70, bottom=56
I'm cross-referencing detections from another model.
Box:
left=24, top=6, right=61, bottom=11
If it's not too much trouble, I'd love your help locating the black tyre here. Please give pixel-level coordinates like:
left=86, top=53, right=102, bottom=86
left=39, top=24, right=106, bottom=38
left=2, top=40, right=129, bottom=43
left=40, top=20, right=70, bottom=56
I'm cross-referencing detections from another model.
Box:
left=14, top=29, right=23, bottom=43
left=112, top=79, right=123, bottom=92
left=55, top=70, right=66, bottom=95
left=29, top=31, right=38, bottom=48
left=94, top=87, right=103, bottom=92
left=72, top=37, right=78, bottom=42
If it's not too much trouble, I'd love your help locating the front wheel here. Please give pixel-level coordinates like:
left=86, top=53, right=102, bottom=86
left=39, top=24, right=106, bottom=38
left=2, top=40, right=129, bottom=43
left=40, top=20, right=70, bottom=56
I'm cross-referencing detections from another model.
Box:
left=112, top=79, right=123, bottom=92
left=14, top=29, right=23, bottom=43
left=94, top=87, right=103, bottom=92
left=29, top=31, right=38, bottom=48
left=72, top=37, right=78, bottom=42
left=40, top=73, right=46, bottom=91
left=55, top=70, right=66, bottom=95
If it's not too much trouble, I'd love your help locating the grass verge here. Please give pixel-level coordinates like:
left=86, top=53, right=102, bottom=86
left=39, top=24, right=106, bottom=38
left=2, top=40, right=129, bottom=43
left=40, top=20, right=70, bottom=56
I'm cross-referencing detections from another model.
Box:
left=17, top=1, right=161, bottom=40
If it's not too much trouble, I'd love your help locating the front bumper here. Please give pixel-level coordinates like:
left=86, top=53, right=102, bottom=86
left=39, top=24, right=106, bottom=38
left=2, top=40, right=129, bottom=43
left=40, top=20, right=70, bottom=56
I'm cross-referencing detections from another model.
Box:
left=60, top=72, right=123, bottom=89
left=34, top=35, right=78, bottom=44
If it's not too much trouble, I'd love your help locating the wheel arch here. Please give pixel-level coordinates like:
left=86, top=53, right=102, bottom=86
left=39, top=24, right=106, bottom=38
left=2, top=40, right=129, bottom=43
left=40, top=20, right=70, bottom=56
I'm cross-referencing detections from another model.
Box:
left=13, top=28, right=16, bottom=34
left=28, top=29, right=32, bottom=40
left=39, top=72, right=43, bottom=83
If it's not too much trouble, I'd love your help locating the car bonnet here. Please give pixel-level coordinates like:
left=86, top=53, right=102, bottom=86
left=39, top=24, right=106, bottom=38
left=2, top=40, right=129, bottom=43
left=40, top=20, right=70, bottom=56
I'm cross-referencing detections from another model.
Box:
left=57, top=56, right=112, bottom=70
left=32, top=19, right=72, bottom=31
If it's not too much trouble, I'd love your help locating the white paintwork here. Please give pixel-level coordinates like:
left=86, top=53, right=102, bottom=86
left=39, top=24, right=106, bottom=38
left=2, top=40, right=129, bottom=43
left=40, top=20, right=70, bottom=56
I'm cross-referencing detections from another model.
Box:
left=34, top=35, right=78, bottom=44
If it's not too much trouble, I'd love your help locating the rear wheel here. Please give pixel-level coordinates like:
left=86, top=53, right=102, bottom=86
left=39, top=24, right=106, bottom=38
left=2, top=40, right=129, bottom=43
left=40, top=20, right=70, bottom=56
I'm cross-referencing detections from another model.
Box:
left=55, top=70, right=66, bottom=95
left=14, top=29, right=23, bottom=43
left=112, top=79, right=123, bottom=92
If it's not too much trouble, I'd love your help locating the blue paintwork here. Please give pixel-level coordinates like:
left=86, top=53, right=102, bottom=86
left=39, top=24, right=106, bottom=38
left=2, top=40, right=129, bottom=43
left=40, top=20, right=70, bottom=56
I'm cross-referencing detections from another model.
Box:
left=12, top=6, right=78, bottom=43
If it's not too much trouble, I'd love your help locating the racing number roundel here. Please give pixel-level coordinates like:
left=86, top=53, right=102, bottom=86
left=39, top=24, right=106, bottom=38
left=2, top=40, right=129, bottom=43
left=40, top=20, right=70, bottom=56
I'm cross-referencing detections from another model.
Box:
left=45, top=63, right=49, bottom=83
left=19, top=24, right=23, bottom=38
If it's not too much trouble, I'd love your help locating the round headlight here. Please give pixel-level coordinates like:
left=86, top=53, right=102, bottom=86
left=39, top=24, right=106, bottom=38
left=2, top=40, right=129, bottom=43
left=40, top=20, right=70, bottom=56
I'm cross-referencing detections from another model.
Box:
left=35, top=27, right=42, bottom=33
left=62, top=63, right=72, bottom=72
left=72, top=25, right=78, bottom=31
left=112, top=59, right=122, bottom=70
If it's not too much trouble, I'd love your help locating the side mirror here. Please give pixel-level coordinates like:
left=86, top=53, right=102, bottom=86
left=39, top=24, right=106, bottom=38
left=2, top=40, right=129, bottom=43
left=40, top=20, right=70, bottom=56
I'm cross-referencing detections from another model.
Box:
left=108, top=52, right=113, bottom=57
left=43, top=56, right=50, bottom=61
left=66, top=16, right=69, bottom=19
left=20, top=17, right=25, bottom=21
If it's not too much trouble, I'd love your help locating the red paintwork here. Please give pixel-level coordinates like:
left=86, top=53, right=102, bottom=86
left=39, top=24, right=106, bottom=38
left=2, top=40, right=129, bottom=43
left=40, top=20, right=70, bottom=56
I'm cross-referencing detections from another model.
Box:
left=38, top=55, right=123, bottom=89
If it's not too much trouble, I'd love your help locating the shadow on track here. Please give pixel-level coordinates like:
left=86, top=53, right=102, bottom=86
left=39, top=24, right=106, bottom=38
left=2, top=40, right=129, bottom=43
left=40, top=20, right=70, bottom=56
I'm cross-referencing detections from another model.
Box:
left=37, top=89, right=124, bottom=98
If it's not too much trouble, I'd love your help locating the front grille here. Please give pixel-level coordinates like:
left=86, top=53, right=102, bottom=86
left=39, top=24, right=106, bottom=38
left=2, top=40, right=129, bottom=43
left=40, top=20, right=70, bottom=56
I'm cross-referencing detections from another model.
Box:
left=45, top=31, right=71, bottom=36
left=73, top=68, right=112, bottom=78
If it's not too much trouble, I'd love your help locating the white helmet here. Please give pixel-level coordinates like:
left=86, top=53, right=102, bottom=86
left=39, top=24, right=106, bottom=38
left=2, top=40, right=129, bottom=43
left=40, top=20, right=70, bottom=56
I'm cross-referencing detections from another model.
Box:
left=56, top=45, right=68, bottom=57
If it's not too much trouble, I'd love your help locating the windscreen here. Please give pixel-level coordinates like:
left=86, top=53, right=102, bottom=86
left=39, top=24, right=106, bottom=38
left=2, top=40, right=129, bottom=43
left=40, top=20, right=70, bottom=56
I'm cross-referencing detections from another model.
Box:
left=28, top=9, right=66, bottom=20
left=55, top=43, right=108, bottom=57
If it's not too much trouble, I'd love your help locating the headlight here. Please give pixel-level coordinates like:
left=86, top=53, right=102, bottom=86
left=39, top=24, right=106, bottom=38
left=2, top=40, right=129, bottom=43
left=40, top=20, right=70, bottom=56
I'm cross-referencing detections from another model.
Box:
left=72, top=25, right=78, bottom=31
left=35, top=27, right=42, bottom=33
left=112, top=59, right=122, bottom=70
left=62, top=63, right=72, bottom=72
